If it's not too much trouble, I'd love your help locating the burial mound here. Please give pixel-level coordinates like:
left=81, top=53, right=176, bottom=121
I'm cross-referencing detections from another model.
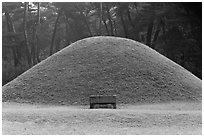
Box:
left=2, top=36, right=202, bottom=105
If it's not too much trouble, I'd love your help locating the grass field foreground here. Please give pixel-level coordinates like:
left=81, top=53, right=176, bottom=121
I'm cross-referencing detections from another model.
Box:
left=2, top=101, right=202, bottom=135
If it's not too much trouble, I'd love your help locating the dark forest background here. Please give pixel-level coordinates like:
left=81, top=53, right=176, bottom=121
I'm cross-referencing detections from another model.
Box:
left=2, top=2, right=202, bottom=86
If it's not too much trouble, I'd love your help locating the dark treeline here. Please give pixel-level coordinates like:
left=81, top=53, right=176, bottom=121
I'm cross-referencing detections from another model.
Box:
left=2, top=2, right=202, bottom=85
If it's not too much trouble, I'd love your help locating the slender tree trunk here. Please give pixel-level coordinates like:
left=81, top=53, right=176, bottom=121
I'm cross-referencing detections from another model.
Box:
left=103, top=20, right=109, bottom=35
left=63, top=19, right=71, bottom=46
left=4, top=12, right=12, bottom=32
left=141, top=33, right=145, bottom=42
left=118, top=3, right=128, bottom=38
left=113, top=20, right=117, bottom=36
left=31, top=24, right=37, bottom=65
left=50, top=7, right=63, bottom=56
left=94, top=19, right=99, bottom=35
left=64, top=15, right=75, bottom=36
left=36, top=35, right=40, bottom=62
left=153, top=20, right=162, bottom=43
left=37, top=2, right=40, bottom=24
left=64, top=16, right=70, bottom=38
left=31, top=2, right=41, bottom=65
left=23, top=2, right=31, bottom=67
left=127, top=8, right=135, bottom=29
left=105, top=4, right=114, bottom=36
left=120, top=13, right=128, bottom=38
left=12, top=49, right=19, bottom=66
left=55, top=36, right=60, bottom=52
left=146, top=20, right=154, bottom=47
left=151, top=20, right=164, bottom=49
left=29, top=7, right=37, bottom=65
left=5, top=17, right=18, bottom=67
left=64, top=14, right=81, bottom=41
left=36, top=2, right=41, bottom=63
left=74, top=4, right=92, bottom=36
left=3, top=6, right=19, bottom=67
left=4, top=6, right=16, bottom=33
left=126, top=7, right=140, bottom=40
left=132, top=3, right=141, bottom=41
left=99, top=2, right=103, bottom=35
left=161, top=18, right=167, bottom=45
left=161, top=19, right=165, bottom=34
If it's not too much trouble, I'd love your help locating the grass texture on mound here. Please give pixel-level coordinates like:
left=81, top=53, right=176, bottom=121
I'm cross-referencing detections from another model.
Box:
left=2, top=36, right=202, bottom=105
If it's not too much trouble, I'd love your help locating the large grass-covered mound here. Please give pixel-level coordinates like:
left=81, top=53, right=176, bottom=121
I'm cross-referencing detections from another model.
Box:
left=2, top=36, right=202, bottom=105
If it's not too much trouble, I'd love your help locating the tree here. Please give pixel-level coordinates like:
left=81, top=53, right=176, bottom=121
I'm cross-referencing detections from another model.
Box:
left=104, top=3, right=114, bottom=36
left=146, top=20, right=154, bottom=47
left=117, top=3, right=129, bottom=38
left=50, top=7, right=64, bottom=56
left=74, top=3, right=93, bottom=36
left=99, top=2, right=103, bottom=35
left=3, top=3, right=20, bottom=67
left=23, top=2, right=32, bottom=66
left=36, top=2, right=41, bottom=62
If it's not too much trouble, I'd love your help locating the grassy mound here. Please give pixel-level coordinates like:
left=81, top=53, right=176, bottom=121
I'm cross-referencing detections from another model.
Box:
left=2, top=36, right=202, bottom=105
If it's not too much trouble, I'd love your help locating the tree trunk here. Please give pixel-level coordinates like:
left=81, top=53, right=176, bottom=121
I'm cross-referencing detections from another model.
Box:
left=29, top=7, right=37, bottom=65
left=36, top=35, right=40, bottom=62
left=55, top=36, right=60, bottom=52
left=126, top=7, right=140, bottom=40
left=153, top=20, right=162, bottom=43
left=64, top=14, right=75, bottom=36
left=94, top=19, right=99, bottom=35
left=4, top=11, right=11, bottom=32
left=64, top=16, right=70, bottom=38
left=161, top=19, right=167, bottom=45
left=161, top=19, right=165, bottom=34
left=113, top=20, right=117, bottom=36
left=99, top=2, right=103, bottom=35
left=151, top=20, right=164, bottom=49
left=3, top=5, right=19, bottom=67
left=23, top=2, right=31, bottom=67
left=31, top=2, right=41, bottom=65
left=3, top=6, right=16, bottom=33
left=146, top=20, right=154, bottom=47
left=105, top=4, right=114, bottom=36
left=31, top=24, right=37, bottom=65
left=36, top=2, right=41, bottom=63
left=64, top=14, right=82, bottom=41
left=126, top=8, right=135, bottom=29
left=50, top=7, right=63, bottom=56
left=74, top=4, right=92, bottom=36
left=103, top=20, right=109, bottom=35
left=120, top=12, right=128, bottom=38
left=118, top=3, right=128, bottom=38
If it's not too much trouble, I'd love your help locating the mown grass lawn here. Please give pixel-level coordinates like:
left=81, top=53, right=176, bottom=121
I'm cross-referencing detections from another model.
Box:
left=2, top=101, right=201, bottom=135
